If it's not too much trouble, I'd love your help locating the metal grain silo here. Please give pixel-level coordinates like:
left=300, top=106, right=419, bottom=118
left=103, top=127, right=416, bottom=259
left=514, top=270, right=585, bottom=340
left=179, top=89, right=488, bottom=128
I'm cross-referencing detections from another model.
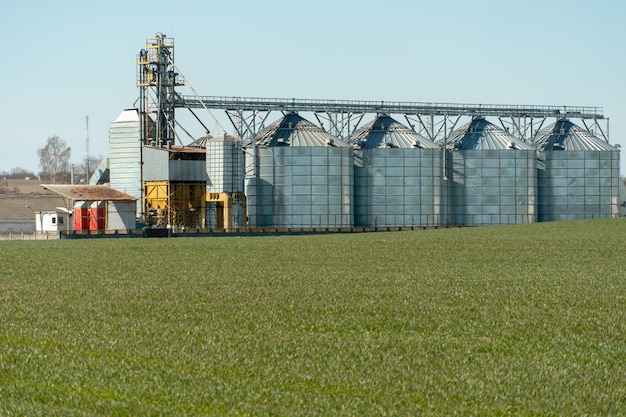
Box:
left=349, top=115, right=443, bottom=227
left=534, top=119, right=620, bottom=221
left=245, top=113, right=354, bottom=228
left=443, top=117, right=537, bottom=226
left=205, top=134, right=246, bottom=230
left=109, top=109, right=142, bottom=217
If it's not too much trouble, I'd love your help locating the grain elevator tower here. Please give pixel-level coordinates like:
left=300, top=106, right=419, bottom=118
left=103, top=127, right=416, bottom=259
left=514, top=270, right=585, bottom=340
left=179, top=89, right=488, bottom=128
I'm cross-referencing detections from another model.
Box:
left=137, top=33, right=184, bottom=146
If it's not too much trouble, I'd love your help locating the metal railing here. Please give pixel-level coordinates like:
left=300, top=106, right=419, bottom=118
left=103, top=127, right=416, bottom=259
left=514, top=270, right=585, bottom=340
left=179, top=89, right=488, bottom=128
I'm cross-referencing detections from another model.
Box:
left=176, top=95, right=604, bottom=119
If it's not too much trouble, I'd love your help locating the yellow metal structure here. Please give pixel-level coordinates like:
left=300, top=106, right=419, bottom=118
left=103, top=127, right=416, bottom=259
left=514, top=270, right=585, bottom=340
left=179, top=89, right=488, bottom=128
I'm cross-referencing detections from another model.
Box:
left=144, top=181, right=205, bottom=229
left=206, top=192, right=247, bottom=231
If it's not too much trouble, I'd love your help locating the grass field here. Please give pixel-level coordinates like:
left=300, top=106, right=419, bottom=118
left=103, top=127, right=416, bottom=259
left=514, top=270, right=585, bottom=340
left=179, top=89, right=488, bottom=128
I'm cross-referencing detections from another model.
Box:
left=1, top=219, right=626, bottom=416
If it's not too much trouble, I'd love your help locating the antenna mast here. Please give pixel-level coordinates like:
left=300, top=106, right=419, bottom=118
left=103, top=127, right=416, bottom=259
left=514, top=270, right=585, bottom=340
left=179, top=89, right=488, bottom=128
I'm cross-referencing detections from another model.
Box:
left=85, top=115, right=90, bottom=181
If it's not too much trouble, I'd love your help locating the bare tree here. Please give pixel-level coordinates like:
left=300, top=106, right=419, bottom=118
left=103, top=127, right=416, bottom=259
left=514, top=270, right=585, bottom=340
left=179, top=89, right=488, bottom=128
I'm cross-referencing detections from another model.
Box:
left=38, top=136, right=71, bottom=184
left=73, top=155, right=103, bottom=184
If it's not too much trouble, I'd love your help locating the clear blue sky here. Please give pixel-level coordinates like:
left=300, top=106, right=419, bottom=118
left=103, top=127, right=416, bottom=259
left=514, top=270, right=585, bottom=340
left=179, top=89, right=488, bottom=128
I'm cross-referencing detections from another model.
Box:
left=2, top=0, right=625, bottom=174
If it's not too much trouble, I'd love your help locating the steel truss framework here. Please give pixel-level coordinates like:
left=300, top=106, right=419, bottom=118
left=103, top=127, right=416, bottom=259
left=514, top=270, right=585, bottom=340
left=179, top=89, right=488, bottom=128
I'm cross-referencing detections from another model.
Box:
left=176, top=95, right=609, bottom=144
left=137, top=34, right=185, bottom=146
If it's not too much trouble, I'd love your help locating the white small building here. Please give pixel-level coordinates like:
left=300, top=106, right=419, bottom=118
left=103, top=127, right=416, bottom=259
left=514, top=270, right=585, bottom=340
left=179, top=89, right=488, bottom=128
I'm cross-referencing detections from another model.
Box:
left=35, top=208, right=72, bottom=232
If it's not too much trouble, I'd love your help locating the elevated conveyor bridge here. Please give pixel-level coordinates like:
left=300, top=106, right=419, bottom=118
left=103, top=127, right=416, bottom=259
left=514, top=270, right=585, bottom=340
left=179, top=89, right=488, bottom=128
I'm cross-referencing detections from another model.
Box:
left=176, top=95, right=608, bottom=144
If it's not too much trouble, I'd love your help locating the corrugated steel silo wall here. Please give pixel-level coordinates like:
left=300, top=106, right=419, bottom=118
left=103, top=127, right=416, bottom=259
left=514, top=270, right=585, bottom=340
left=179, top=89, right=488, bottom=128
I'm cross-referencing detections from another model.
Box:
left=207, top=141, right=244, bottom=193
left=537, top=150, right=620, bottom=221
left=447, top=149, right=537, bottom=226
left=109, top=120, right=142, bottom=217
left=354, top=148, right=442, bottom=227
left=245, top=146, right=353, bottom=228
left=244, top=147, right=270, bottom=227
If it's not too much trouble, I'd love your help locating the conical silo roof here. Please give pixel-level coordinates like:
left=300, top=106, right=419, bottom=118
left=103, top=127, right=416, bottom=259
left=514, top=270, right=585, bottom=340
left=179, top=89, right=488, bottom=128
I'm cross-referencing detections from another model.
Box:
left=443, top=117, right=534, bottom=150
left=249, top=113, right=349, bottom=147
left=188, top=132, right=213, bottom=148
left=533, top=119, right=617, bottom=151
left=349, top=115, right=439, bottom=149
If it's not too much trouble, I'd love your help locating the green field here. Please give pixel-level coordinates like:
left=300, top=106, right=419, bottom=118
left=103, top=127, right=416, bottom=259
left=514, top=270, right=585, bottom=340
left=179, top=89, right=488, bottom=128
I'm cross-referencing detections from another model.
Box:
left=1, top=219, right=626, bottom=416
